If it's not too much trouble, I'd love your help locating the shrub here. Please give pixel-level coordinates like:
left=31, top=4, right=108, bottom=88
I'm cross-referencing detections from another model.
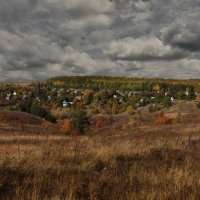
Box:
left=149, top=104, right=160, bottom=112
left=0, top=113, right=6, bottom=123
left=19, top=99, right=33, bottom=113
left=126, top=105, right=135, bottom=115
left=154, top=112, right=170, bottom=125
left=196, top=102, right=200, bottom=109
left=95, top=115, right=104, bottom=128
left=112, top=102, right=118, bottom=115
left=163, top=97, right=172, bottom=108
left=42, top=120, right=54, bottom=132
left=172, top=113, right=182, bottom=124
left=123, top=118, right=136, bottom=130
left=59, top=119, right=73, bottom=135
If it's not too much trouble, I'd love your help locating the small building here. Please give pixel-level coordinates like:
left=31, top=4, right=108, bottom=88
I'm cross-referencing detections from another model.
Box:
left=119, top=98, right=125, bottom=104
left=75, top=96, right=82, bottom=101
left=62, top=100, right=68, bottom=107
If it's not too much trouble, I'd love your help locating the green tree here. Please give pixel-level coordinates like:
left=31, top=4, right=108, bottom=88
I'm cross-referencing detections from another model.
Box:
left=30, top=101, right=56, bottom=122
left=70, top=109, right=90, bottom=134
left=162, top=97, right=172, bottom=109
left=83, top=89, right=93, bottom=105
left=149, top=104, right=160, bottom=112
left=19, top=99, right=33, bottom=113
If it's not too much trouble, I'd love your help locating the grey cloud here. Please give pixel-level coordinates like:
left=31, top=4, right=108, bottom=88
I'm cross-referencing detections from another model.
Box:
left=0, top=0, right=200, bottom=81
left=161, top=22, right=200, bottom=52
left=105, top=37, right=187, bottom=61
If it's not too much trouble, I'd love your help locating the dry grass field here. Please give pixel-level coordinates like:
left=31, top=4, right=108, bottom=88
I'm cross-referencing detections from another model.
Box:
left=1, top=101, right=200, bottom=199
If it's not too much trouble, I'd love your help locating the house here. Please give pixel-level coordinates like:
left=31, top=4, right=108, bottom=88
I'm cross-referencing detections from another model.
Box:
left=171, top=97, right=174, bottom=102
left=62, top=100, right=68, bottom=107
left=74, top=90, right=82, bottom=95
left=119, top=98, right=125, bottom=104
left=23, top=95, right=27, bottom=99
left=6, top=96, right=10, bottom=101
left=128, top=92, right=133, bottom=98
left=75, top=96, right=82, bottom=101
left=134, top=103, right=140, bottom=108
left=6, top=93, right=12, bottom=100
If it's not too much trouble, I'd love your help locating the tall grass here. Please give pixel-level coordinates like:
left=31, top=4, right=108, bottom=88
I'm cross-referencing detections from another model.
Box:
left=1, top=129, right=200, bottom=200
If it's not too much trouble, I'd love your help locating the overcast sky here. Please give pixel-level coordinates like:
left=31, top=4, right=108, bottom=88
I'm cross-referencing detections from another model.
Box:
left=0, top=0, right=200, bottom=81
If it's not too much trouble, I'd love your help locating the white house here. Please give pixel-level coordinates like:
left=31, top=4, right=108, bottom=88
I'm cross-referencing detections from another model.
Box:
left=119, top=99, right=125, bottom=104
left=62, top=100, right=68, bottom=107
left=76, top=96, right=82, bottom=101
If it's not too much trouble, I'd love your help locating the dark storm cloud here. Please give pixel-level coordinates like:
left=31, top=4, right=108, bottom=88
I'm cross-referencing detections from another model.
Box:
left=0, top=0, right=200, bottom=81
left=161, top=22, right=200, bottom=52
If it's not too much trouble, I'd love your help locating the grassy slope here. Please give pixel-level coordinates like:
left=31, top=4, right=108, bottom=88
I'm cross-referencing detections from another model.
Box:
left=1, top=101, right=200, bottom=199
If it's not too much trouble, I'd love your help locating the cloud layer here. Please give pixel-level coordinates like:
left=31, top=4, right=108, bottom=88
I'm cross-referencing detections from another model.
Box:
left=0, top=0, right=200, bottom=81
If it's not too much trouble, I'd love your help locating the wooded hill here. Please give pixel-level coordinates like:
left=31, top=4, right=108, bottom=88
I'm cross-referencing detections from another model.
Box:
left=47, top=76, right=200, bottom=92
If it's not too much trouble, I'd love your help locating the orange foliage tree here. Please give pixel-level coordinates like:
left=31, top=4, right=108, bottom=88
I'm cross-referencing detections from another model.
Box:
left=59, top=119, right=73, bottom=135
left=95, top=115, right=104, bottom=128
left=42, top=120, right=54, bottom=133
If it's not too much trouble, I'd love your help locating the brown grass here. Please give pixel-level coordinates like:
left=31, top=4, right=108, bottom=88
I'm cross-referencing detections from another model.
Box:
left=1, top=103, right=200, bottom=199
left=1, top=118, right=200, bottom=200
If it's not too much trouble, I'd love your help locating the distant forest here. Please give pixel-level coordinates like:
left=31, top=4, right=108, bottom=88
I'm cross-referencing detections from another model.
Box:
left=47, top=76, right=200, bottom=92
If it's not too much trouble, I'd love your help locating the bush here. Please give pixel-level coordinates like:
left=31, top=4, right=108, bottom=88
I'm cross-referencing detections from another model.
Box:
left=70, top=109, right=90, bottom=134
left=42, top=120, right=54, bottom=133
left=196, top=102, right=200, bottom=109
left=163, top=97, right=172, bottom=108
left=126, top=105, right=135, bottom=115
left=154, top=112, right=170, bottom=125
left=58, top=119, right=73, bottom=135
left=172, top=113, right=182, bottom=124
left=19, top=99, right=33, bottom=113
left=149, top=104, right=160, bottom=112
left=95, top=115, right=104, bottom=128
left=112, top=102, right=118, bottom=115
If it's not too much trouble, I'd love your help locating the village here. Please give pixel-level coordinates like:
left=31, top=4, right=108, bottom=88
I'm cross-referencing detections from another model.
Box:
left=0, top=80, right=199, bottom=119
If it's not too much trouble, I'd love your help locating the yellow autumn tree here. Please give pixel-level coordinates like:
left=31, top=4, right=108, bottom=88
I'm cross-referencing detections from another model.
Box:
left=153, top=84, right=160, bottom=91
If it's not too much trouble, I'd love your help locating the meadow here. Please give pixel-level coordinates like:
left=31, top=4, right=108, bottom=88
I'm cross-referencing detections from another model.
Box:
left=1, top=101, right=200, bottom=200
